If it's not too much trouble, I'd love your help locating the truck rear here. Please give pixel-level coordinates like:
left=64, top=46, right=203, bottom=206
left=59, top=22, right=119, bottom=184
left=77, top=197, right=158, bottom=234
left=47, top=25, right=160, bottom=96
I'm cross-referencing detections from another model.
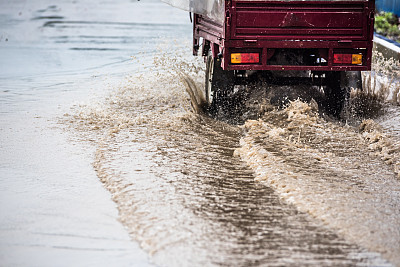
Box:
left=165, top=0, right=375, bottom=116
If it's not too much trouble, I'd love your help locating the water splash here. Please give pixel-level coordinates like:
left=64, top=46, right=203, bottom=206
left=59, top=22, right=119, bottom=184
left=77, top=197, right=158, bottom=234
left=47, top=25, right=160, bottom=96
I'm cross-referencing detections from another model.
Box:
left=64, top=41, right=399, bottom=266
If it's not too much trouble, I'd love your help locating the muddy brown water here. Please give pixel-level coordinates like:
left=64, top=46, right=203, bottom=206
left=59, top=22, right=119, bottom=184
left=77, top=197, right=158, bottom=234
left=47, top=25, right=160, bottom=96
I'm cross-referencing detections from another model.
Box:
left=67, top=45, right=400, bottom=266
left=5, top=0, right=398, bottom=265
left=4, top=0, right=400, bottom=266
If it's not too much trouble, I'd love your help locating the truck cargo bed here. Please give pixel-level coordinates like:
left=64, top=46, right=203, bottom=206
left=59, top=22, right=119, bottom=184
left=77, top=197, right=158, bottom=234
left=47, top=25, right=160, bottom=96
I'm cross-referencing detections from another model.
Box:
left=232, top=1, right=371, bottom=40
left=193, top=0, right=375, bottom=71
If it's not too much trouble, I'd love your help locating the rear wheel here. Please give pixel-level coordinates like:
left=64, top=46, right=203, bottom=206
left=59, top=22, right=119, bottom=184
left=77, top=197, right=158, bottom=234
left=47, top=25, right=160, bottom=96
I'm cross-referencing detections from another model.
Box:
left=325, top=71, right=362, bottom=117
left=204, top=51, right=235, bottom=112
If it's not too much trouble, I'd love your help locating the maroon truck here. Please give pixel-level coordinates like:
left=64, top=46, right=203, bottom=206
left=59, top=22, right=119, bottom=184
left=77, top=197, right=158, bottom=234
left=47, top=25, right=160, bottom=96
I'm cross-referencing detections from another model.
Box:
left=191, top=0, right=375, bottom=116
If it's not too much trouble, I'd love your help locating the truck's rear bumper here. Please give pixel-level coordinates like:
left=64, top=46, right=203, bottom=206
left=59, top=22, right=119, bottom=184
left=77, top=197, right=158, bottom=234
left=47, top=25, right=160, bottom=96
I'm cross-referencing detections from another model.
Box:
left=222, top=39, right=372, bottom=71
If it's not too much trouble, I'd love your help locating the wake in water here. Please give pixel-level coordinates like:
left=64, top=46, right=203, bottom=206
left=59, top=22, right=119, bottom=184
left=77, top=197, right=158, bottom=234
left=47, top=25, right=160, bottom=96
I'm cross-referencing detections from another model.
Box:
left=182, top=49, right=400, bottom=265
left=64, top=41, right=400, bottom=266
left=234, top=99, right=400, bottom=265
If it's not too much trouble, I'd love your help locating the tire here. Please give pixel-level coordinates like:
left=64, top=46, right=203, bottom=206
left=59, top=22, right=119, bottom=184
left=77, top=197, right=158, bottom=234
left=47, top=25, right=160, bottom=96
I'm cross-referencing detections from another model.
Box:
left=204, top=51, right=235, bottom=111
left=325, top=71, right=362, bottom=117
left=345, top=71, right=362, bottom=91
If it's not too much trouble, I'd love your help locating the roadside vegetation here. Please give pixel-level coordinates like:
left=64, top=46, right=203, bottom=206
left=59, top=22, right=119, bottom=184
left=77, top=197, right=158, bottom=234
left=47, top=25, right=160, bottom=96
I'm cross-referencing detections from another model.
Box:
left=375, top=11, right=400, bottom=43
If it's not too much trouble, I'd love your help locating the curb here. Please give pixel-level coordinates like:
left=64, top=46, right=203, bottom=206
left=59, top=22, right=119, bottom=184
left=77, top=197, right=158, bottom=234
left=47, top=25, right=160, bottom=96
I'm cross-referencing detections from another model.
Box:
left=373, top=33, right=400, bottom=61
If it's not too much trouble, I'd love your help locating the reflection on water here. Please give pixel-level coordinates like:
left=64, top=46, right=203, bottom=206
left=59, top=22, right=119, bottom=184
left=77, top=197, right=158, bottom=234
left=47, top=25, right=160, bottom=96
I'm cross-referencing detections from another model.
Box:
left=0, top=0, right=190, bottom=91
left=0, top=0, right=189, bottom=266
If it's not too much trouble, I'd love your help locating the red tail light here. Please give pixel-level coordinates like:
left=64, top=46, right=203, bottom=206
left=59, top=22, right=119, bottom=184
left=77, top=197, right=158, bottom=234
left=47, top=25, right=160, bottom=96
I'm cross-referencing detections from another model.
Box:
left=231, top=53, right=260, bottom=64
left=334, top=54, right=362, bottom=65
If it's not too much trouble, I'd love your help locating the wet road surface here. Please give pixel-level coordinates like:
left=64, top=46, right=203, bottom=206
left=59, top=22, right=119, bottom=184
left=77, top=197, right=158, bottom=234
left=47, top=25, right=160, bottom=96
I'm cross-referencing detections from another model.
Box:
left=68, top=46, right=400, bottom=265
left=1, top=0, right=400, bottom=266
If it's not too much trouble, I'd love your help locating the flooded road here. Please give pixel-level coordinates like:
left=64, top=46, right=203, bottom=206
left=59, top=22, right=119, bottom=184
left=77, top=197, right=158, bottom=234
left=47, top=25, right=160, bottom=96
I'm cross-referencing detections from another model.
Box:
left=1, top=0, right=400, bottom=266
left=68, top=42, right=400, bottom=265
left=0, top=0, right=187, bottom=266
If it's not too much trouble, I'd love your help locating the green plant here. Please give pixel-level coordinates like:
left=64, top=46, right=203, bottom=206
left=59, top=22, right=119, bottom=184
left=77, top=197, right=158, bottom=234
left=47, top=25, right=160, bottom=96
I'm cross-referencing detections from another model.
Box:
left=375, top=12, right=400, bottom=42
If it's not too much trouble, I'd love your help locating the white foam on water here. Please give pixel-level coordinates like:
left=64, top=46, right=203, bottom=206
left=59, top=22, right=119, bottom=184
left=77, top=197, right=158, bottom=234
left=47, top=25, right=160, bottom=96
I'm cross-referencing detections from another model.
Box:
left=235, top=100, right=400, bottom=265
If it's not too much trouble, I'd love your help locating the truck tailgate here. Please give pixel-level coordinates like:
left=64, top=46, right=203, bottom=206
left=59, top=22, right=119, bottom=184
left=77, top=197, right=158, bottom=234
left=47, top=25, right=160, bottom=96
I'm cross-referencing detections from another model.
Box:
left=231, top=1, right=372, bottom=40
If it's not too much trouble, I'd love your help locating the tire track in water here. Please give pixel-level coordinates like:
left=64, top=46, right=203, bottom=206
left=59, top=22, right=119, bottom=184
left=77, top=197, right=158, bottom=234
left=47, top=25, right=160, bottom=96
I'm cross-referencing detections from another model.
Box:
left=65, top=58, right=393, bottom=266
left=235, top=100, right=400, bottom=265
